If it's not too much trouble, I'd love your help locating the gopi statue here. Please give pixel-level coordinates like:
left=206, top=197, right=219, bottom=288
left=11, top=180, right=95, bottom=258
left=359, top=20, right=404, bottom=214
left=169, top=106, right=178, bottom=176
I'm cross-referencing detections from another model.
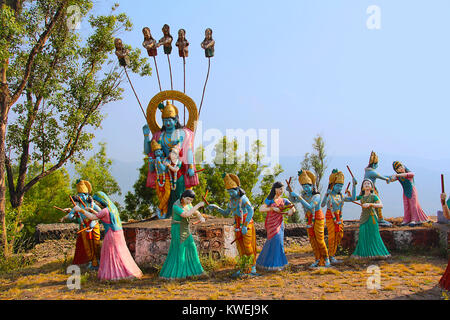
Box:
left=256, top=181, right=295, bottom=271
left=73, top=191, right=143, bottom=281
left=351, top=179, right=391, bottom=260
left=159, top=189, right=206, bottom=279
left=206, top=173, right=258, bottom=276
left=389, top=161, right=430, bottom=226
left=321, top=170, right=357, bottom=264
left=289, top=170, right=330, bottom=268
left=176, top=29, right=189, bottom=58
left=363, top=151, right=393, bottom=227
left=200, top=28, right=215, bottom=58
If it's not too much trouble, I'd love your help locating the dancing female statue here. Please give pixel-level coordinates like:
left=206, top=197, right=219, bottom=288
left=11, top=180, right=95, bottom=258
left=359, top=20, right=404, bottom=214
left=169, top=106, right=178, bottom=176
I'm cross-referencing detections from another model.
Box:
left=351, top=179, right=391, bottom=259
left=73, top=192, right=143, bottom=281
left=159, top=189, right=206, bottom=279
left=389, top=161, right=430, bottom=226
left=256, top=181, right=294, bottom=271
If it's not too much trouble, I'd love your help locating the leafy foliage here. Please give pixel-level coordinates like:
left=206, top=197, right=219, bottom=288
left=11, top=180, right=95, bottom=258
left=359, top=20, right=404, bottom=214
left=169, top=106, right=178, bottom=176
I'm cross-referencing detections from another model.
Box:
left=121, top=157, right=159, bottom=221
left=72, top=142, right=121, bottom=197
left=0, top=1, right=151, bottom=255
left=301, top=134, right=327, bottom=193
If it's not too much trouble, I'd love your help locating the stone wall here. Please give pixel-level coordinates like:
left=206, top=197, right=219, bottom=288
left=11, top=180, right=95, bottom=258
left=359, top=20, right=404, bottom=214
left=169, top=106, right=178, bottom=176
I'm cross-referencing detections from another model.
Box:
left=123, top=218, right=238, bottom=268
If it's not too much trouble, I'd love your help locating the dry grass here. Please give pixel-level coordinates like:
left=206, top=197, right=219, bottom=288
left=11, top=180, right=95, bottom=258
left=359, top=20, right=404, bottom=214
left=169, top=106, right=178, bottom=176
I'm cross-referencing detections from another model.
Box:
left=0, top=242, right=447, bottom=300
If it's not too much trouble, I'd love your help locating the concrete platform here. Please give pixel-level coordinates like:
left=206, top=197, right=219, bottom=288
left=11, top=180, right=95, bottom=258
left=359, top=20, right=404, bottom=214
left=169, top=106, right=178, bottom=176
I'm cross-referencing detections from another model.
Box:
left=35, top=216, right=450, bottom=268
left=123, top=217, right=238, bottom=267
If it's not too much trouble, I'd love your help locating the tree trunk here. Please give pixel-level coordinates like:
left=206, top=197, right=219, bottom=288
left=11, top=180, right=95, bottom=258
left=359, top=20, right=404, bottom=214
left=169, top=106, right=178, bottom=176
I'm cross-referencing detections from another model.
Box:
left=0, top=83, right=9, bottom=257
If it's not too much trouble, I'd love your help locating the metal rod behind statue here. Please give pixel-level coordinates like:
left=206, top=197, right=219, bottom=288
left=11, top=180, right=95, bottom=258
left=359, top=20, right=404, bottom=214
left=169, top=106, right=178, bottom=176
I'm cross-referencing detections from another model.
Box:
left=198, top=57, right=211, bottom=117
left=124, top=67, right=147, bottom=120
left=153, top=56, right=162, bottom=92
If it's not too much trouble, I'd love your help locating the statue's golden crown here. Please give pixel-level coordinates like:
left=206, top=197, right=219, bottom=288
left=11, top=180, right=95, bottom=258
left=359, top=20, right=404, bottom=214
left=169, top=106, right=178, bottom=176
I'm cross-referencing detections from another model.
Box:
left=76, top=180, right=92, bottom=194
left=151, top=140, right=162, bottom=152
left=159, top=101, right=178, bottom=119
left=369, top=151, right=378, bottom=165
left=298, top=170, right=316, bottom=186
left=223, top=173, right=240, bottom=190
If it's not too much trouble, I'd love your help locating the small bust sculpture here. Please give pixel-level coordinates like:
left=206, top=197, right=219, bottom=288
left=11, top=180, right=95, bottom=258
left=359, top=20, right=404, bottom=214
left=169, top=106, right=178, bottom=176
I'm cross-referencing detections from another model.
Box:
left=114, top=38, right=130, bottom=67
left=201, top=28, right=215, bottom=58
left=157, top=24, right=173, bottom=55
left=142, top=27, right=157, bottom=57
left=176, top=28, right=189, bottom=58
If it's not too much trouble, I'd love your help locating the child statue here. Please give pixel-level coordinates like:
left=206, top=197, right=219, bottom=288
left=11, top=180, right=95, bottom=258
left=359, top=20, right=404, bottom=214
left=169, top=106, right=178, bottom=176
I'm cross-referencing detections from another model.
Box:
left=149, top=140, right=171, bottom=219
left=201, top=28, right=215, bottom=58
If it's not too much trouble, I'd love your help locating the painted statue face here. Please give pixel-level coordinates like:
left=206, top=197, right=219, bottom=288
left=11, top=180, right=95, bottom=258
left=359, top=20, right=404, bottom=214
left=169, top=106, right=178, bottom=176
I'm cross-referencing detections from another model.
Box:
left=143, top=27, right=150, bottom=38
left=362, top=180, right=373, bottom=192
left=227, top=188, right=239, bottom=198
left=178, top=29, right=185, bottom=39
left=162, top=24, right=170, bottom=35
left=114, top=38, right=123, bottom=50
left=301, top=184, right=313, bottom=195
left=397, top=165, right=405, bottom=173
left=154, top=149, right=164, bottom=158
left=163, top=118, right=176, bottom=130
left=182, top=197, right=193, bottom=205
left=333, top=183, right=343, bottom=194
left=169, top=150, right=178, bottom=163
left=93, top=200, right=105, bottom=209
left=275, top=186, right=283, bottom=197
left=205, top=29, right=212, bottom=39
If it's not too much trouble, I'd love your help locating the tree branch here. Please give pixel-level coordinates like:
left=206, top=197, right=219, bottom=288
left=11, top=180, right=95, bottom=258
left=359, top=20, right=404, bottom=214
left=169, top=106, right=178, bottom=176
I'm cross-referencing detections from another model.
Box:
left=10, top=0, right=69, bottom=106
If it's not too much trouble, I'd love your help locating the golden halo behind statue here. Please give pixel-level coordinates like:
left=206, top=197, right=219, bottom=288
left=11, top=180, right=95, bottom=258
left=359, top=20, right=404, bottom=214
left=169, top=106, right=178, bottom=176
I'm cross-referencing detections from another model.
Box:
left=146, top=90, right=198, bottom=134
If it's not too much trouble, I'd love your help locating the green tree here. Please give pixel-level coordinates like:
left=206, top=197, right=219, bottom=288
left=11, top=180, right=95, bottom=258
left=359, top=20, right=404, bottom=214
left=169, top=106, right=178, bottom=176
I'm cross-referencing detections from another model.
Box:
left=301, top=134, right=327, bottom=193
left=5, top=161, right=71, bottom=250
left=72, top=142, right=121, bottom=197
left=0, top=1, right=151, bottom=255
left=124, top=137, right=283, bottom=223
left=122, top=157, right=158, bottom=221
left=193, top=137, right=283, bottom=222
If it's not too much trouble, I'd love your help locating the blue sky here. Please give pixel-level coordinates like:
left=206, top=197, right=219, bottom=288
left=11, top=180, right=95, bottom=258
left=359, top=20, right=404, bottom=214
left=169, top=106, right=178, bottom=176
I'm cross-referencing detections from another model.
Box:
left=76, top=1, right=450, bottom=218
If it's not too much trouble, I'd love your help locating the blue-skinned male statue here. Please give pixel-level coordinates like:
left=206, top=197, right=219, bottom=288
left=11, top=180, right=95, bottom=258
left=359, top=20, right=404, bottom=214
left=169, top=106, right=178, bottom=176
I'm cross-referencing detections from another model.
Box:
left=143, top=101, right=199, bottom=219
left=206, top=173, right=258, bottom=276
left=363, top=151, right=393, bottom=227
